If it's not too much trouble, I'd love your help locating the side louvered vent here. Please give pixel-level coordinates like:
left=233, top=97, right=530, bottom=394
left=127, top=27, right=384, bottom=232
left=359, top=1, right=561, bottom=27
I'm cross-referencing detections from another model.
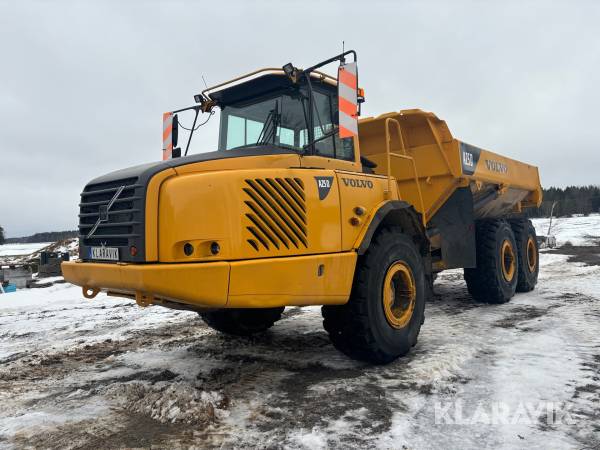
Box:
left=243, top=177, right=307, bottom=251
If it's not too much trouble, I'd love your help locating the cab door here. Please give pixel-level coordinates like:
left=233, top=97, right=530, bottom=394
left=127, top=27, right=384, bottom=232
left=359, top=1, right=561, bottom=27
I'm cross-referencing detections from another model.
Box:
left=299, top=89, right=361, bottom=172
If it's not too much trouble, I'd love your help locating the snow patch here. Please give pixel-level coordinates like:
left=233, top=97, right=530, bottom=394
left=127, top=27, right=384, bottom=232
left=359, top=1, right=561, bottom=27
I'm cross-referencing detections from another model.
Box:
left=106, top=381, right=227, bottom=425
left=0, top=243, right=52, bottom=257
left=533, top=214, right=600, bottom=246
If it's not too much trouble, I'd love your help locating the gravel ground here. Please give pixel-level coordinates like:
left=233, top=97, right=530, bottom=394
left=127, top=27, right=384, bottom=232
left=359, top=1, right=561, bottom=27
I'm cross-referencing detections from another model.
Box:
left=0, top=218, right=599, bottom=449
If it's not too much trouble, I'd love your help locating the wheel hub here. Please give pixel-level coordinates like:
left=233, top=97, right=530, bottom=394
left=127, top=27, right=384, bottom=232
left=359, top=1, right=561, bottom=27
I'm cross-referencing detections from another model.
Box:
left=383, top=261, right=416, bottom=329
left=501, top=240, right=516, bottom=282
left=526, top=237, right=537, bottom=272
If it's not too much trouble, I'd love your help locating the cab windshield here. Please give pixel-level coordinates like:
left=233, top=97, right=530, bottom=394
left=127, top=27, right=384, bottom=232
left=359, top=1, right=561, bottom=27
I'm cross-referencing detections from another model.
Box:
left=217, top=87, right=353, bottom=160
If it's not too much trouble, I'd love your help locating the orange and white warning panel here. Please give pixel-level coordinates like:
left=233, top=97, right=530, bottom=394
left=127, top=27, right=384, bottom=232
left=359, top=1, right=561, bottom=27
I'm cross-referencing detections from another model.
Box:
left=337, top=62, right=358, bottom=139
left=162, top=112, right=173, bottom=160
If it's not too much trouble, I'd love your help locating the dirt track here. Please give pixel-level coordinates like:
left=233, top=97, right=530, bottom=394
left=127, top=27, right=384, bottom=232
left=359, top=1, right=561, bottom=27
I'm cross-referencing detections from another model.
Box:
left=1, top=250, right=599, bottom=449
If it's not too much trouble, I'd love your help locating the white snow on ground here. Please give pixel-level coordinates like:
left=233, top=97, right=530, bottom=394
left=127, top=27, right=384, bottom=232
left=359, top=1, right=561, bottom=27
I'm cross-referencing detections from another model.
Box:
left=0, top=243, right=52, bottom=257
left=1, top=238, right=79, bottom=269
left=533, top=213, right=600, bottom=246
left=0, top=216, right=599, bottom=449
left=51, top=239, right=78, bottom=255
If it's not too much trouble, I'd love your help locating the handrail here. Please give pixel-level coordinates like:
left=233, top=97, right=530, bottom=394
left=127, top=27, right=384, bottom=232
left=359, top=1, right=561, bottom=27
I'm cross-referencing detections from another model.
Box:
left=200, top=68, right=338, bottom=100
left=384, top=118, right=427, bottom=225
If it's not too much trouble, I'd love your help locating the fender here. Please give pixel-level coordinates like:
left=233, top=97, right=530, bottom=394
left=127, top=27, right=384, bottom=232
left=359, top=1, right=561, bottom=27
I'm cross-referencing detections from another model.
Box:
left=355, top=200, right=429, bottom=256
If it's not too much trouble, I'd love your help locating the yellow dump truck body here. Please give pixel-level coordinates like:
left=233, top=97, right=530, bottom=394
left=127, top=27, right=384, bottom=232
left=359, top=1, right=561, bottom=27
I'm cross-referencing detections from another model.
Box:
left=61, top=56, right=543, bottom=363
left=63, top=108, right=541, bottom=310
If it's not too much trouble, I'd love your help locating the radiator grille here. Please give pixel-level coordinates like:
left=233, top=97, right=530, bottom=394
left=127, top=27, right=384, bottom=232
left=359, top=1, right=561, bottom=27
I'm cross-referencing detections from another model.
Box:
left=243, top=177, right=307, bottom=251
left=78, top=177, right=143, bottom=252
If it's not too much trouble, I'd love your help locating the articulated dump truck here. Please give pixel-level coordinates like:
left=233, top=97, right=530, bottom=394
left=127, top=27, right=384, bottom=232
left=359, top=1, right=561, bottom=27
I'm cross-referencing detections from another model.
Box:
left=63, top=51, right=542, bottom=363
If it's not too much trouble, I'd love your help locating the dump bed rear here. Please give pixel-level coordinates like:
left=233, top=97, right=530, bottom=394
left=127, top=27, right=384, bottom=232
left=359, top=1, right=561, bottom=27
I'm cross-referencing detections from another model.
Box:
left=358, top=109, right=542, bottom=223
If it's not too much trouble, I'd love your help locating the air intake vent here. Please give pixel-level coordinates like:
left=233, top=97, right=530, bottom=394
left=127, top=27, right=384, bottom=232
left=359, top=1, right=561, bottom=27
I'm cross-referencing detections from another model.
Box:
left=243, top=177, right=307, bottom=251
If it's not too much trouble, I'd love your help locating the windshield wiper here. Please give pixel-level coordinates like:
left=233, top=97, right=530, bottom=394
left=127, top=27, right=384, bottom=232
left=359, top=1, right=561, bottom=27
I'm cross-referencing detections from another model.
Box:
left=227, top=104, right=281, bottom=151
left=256, top=102, right=280, bottom=146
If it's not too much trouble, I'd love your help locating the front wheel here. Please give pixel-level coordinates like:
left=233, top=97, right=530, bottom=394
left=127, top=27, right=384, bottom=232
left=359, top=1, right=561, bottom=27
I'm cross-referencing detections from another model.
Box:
left=322, top=228, right=426, bottom=364
left=199, top=307, right=284, bottom=336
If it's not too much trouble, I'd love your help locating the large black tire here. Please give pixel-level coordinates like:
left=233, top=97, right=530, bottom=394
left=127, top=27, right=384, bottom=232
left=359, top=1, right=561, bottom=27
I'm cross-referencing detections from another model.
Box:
left=199, top=307, right=284, bottom=336
left=322, top=228, right=426, bottom=364
left=464, top=219, right=519, bottom=304
left=510, top=219, right=539, bottom=292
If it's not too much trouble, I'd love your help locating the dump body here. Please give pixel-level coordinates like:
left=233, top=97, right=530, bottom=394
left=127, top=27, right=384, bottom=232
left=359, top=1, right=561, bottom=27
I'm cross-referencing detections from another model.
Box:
left=358, top=109, right=542, bottom=224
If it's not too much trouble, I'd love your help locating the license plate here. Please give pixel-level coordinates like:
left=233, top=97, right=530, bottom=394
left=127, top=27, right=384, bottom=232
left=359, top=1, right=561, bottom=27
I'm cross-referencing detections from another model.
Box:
left=89, top=246, right=119, bottom=261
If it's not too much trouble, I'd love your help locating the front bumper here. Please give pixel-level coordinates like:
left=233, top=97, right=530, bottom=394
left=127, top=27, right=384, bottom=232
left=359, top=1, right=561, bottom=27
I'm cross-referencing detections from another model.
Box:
left=62, top=260, right=230, bottom=308
left=62, top=252, right=357, bottom=309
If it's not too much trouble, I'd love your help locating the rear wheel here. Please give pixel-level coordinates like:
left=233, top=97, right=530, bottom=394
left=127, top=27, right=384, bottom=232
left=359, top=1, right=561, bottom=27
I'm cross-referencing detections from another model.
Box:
left=464, top=219, right=518, bottom=304
left=199, top=307, right=284, bottom=336
left=510, top=219, right=539, bottom=292
left=322, top=228, right=426, bottom=364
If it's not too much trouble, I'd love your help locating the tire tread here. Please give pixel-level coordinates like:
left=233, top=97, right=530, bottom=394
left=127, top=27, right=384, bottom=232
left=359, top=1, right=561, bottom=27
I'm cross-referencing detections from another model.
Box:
left=322, top=227, right=425, bottom=363
left=464, top=219, right=517, bottom=304
left=200, top=307, right=284, bottom=336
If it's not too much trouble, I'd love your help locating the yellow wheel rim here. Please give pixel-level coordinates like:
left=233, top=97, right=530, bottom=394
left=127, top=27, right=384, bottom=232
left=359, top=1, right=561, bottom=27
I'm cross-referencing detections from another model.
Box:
left=383, top=261, right=416, bottom=329
left=501, top=240, right=516, bottom=282
left=526, top=237, right=537, bottom=272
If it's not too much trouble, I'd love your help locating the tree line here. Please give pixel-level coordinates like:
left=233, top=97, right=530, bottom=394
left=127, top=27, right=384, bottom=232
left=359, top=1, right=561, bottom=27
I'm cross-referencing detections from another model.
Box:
left=2, top=230, right=78, bottom=244
left=527, top=185, right=600, bottom=218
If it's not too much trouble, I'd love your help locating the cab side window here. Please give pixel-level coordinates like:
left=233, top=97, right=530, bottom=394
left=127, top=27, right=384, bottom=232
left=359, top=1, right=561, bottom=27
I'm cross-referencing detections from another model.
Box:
left=312, top=91, right=335, bottom=158
left=302, top=90, right=354, bottom=161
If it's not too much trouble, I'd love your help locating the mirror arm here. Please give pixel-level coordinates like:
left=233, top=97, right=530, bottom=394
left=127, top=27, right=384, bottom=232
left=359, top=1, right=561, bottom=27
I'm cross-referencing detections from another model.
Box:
left=184, top=107, right=200, bottom=156
left=302, top=50, right=357, bottom=74
left=172, top=105, right=200, bottom=114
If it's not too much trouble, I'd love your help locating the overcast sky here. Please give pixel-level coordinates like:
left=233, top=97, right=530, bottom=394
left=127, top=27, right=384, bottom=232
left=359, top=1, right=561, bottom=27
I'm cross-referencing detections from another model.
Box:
left=1, top=1, right=599, bottom=237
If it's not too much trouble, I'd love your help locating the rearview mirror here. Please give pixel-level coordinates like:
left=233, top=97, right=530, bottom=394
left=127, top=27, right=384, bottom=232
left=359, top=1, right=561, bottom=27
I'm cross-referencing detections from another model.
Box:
left=172, top=114, right=179, bottom=147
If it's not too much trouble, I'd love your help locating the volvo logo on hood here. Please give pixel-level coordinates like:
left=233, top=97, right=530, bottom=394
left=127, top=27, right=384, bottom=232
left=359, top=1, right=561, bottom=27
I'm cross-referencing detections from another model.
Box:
left=86, top=185, right=125, bottom=239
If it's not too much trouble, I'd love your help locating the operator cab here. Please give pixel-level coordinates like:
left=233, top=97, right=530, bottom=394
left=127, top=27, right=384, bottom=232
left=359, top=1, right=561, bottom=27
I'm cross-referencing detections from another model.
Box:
left=162, top=51, right=365, bottom=170
left=211, top=73, right=354, bottom=161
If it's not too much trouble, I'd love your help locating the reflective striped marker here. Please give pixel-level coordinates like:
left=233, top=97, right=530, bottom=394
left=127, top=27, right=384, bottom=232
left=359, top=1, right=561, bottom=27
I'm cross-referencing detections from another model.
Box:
left=337, top=62, right=358, bottom=138
left=162, top=112, right=173, bottom=160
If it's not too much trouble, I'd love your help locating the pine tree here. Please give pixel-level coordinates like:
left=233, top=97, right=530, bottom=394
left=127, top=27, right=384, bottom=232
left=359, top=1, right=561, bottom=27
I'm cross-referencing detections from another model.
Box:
left=0, top=225, right=5, bottom=245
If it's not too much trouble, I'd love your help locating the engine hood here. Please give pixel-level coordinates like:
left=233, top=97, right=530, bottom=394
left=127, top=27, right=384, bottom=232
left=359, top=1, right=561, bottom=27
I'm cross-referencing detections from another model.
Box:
left=78, top=146, right=301, bottom=263
left=87, top=146, right=300, bottom=188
